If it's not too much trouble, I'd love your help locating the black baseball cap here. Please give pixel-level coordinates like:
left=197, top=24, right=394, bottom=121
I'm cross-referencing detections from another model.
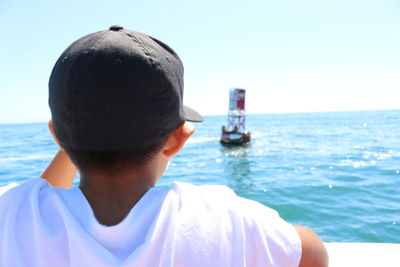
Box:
left=49, top=25, right=203, bottom=151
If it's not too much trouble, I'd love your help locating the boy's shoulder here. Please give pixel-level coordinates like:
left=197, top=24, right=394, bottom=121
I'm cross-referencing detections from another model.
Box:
left=168, top=182, right=237, bottom=207
left=161, top=182, right=302, bottom=267
left=170, top=182, right=236, bottom=198
left=167, top=181, right=280, bottom=218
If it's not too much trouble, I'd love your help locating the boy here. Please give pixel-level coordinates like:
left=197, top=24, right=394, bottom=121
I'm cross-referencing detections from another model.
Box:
left=0, top=25, right=328, bottom=266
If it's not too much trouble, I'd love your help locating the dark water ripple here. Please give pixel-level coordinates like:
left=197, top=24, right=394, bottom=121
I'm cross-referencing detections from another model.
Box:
left=1, top=110, right=400, bottom=242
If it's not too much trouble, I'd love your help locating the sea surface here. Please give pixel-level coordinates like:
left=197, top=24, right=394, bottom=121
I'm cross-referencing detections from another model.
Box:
left=0, top=110, right=399, bottom=243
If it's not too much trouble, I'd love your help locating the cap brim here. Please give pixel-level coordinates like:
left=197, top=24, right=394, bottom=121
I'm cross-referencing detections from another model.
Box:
left=183, top=105, right=204, bottom=122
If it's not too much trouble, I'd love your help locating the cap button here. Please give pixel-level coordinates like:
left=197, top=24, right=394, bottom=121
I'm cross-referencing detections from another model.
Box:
left=109, top=25, right=123, bottom=31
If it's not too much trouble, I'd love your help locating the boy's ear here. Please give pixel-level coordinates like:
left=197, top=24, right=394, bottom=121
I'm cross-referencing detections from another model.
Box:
left=48, top=120, right=62, bottom=148
left=163, top=122, right=195, bottom=158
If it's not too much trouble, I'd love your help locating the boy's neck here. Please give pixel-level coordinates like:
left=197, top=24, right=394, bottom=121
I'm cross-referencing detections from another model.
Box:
left=79, top=157, right=167, bottom=226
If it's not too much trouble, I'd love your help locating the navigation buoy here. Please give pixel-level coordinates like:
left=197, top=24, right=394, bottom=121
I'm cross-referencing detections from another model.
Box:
left=220, top=88, right=251, bottom=146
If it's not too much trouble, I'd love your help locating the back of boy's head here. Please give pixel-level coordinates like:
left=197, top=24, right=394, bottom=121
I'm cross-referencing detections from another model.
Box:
left=48, top=25, right=203, bottom=173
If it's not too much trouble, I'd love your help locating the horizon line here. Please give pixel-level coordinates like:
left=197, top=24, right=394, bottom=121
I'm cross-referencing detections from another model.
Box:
left=1, top=108, right=399, bottom=126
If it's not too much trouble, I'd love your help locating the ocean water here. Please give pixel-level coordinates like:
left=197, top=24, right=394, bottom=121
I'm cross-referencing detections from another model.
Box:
left=0, top=110, right=399, bottom=243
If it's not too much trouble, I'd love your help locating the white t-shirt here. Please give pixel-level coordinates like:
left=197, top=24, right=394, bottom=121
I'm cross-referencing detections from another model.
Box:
left=0, top=178, right=301, bottom=267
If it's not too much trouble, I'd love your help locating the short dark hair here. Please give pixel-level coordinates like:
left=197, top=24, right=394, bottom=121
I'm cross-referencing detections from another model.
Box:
left=63, top=137, right=168, bottom=175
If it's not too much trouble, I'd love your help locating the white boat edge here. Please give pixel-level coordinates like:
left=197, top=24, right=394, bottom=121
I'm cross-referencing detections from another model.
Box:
left=325, top=242, right=400, bottom=267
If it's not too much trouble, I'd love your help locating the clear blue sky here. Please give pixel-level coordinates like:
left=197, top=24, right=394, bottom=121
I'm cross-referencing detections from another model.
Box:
left=1, top=0, right=399, bottom=124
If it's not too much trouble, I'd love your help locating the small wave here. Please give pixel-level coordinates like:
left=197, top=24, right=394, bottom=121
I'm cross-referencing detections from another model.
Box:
left=0, top=154, right=51, bottom=163
left=250, top=132, right=268, bottom=138
left=363, top=150, right=398, bottom=160
left=187, top=132, right=267, bottom=145
left=187, top=137, right=220, bottom=144
left=338, top=159, right=377, bottom=168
